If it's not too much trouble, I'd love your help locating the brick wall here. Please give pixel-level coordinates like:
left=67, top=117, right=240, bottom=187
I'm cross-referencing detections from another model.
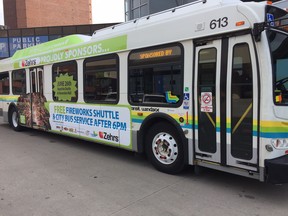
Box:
left=4, top=0, right=92, bottom=28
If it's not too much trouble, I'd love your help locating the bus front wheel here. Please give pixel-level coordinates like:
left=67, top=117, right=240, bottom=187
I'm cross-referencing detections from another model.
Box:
left=146, top=122, right=185, bottom=174
left=9, top=107, right=22, bottom=132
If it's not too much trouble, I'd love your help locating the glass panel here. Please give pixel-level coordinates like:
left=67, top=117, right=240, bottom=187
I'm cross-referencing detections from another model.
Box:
left=0, top=72, right=9, bottom=95
left=63, top=26, right=76, bottom=35
left=48, top=27, right=62, bottom=35
left=35, top=27, right=48, bottom=36
left=84, top=55, right=118, bottom=103
left=31, top=71, right=36, bottom=93
left=231, top=43, right=253, bottom=160
left=8, top=29, right=21, bottom=37
left=140, top=5, right=149, bottom=17
left=38, top=70, right=43, bottom=94
left=132, top=8, right=140, bottom=19
left=267, top=31, right=288, bottom=105
left=49, top=35, right=62, bottom=41
left=12, top=69, right=26, bottom=95
left=76, top=26, right=91, bottom=34
left=132, top=0, right=140, bottom=8
left=128, top=44, right=183, bottom=106
left=22, top=28, right=34, bottom=36
left=52, top=61, right=78, bottom=102
left=0, top=30, right=8, bottom=37
left=197, top=48, right=217, bottom=153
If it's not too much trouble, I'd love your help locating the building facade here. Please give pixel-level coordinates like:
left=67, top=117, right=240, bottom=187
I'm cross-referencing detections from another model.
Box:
left=125, top=0, right=196, bottom=20
left=3, top=0, right=92, bottom=29
left=125, top=0, right=282, bottom=21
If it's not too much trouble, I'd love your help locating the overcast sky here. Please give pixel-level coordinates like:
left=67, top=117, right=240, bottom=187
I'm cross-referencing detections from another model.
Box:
left=0, top=0, right=125, bottom=26
left=92, top=0, right=125, bottom=23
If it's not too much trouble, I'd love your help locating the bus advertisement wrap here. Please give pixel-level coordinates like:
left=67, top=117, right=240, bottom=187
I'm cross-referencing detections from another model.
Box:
left=53, top=73, right=77, bottom=101
left=49, top=103, right=131, bottom=147
left=13, top=35, right=127, bottom=69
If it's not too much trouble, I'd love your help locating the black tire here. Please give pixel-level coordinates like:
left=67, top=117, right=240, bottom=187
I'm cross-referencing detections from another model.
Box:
left=8, top=106, right=23, bottom=132
left=145, top=122, right=185, bottom=174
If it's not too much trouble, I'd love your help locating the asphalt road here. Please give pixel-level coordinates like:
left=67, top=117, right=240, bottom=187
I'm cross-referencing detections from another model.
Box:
left=0, top=119, right=288, bottom=216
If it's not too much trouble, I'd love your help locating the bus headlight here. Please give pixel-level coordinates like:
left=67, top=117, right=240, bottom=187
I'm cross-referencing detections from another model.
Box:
left=271, top=139, right=288, bottom=149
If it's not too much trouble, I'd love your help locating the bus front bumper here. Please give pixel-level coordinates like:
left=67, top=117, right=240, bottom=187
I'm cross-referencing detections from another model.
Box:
left=265, top=155, right=288, bottom=184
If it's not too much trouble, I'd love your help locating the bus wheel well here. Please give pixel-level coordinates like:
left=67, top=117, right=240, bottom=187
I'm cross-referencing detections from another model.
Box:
left=142, top=118, right=168, bottom=144
left=140, top=116, right=187, bottom=174
left=139, top=116, right=185, bottom=155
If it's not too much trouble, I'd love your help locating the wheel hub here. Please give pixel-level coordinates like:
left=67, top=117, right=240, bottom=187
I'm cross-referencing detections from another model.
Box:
left=152, top=132, right=178, bottom=165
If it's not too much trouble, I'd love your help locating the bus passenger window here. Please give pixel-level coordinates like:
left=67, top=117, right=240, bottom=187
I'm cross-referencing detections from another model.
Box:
left=83, top=54, right=119, bottom=104
left=52, top=61, right=78, bottom=102
left=128, top=44, right=183, bottom=106
left=0, top=72, right=9, bottom=95
left=12, top=69, right=26, bottom=95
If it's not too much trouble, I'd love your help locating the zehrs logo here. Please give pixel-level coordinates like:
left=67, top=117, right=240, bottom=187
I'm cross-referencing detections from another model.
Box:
left=99, top=131, right=119, bottom=143
left=20, top=58, right=40, bottom=67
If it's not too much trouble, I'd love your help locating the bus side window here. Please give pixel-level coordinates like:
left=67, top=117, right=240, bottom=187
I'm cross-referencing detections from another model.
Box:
left=12, top=69, right=26, bottom=95
left=83, top=54, right=119, bottom=104
left=128, top=44, right=184, bottom=106
left=52, top=61, right=78, bottom=102
left=0, top=72, right=10, bottom=95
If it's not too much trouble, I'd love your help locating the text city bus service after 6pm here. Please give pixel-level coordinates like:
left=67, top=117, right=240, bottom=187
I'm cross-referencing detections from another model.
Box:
left=0, top=0, right=288, bottom=184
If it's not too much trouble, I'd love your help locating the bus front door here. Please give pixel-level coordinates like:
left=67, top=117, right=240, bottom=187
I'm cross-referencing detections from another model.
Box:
left=226, top=35, right=259, bottom=171
left=194, top=35, right=259, bottom=171
left=29, top=67, right=47, bottom=130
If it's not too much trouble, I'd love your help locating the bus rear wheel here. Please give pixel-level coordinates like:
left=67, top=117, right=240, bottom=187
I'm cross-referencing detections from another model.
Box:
left=9, top=107, right=22, bottom=132
left=146, top=122, right=185, bottom=174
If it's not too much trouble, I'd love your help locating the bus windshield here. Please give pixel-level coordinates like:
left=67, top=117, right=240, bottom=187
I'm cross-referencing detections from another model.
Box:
left=266, top=6, right=288, bottom=105
left=267, top=30, right=288, bottom=105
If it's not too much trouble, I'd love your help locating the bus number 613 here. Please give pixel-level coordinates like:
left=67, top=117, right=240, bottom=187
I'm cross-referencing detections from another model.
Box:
left=210, top=17, right=228, bottom=29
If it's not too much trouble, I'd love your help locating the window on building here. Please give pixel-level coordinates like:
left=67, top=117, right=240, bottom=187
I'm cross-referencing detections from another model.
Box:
left=63, top=26, right=77, bottom=36
left=0, top=72, right=9, bottom=95
left=127, top=0, right=149, bottom=20
left=52, top=61, right=78, bottom=102
left=128, top=43, right=183, bottom=106
left=84, top=54, right=119, bottom=103
left=12, top=69, right=26, bottom=95
left=76, top=25, right=91, bottom=35
left=48, top=27, right=62, bottom=40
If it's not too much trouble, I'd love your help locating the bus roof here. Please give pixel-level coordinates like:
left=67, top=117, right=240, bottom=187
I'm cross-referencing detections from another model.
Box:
left=0, top=0, right=269, bottom=71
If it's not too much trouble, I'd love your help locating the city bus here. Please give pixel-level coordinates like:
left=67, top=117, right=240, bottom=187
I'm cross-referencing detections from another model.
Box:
left=0, top=0, right=288, bottom=184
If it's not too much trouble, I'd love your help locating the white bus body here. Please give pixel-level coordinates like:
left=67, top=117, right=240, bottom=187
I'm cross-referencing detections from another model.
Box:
left=1, top=0, right=288, bottom=183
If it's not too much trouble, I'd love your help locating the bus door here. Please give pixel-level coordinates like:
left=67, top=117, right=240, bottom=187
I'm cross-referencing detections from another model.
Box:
left=194, top=35, right=259, bottom=171
left=226, top=35, right=258, bottom=171
left=194, top=39, right=222, bottom=163
left=30, top=67, right=43, bottom=94
left=29, top=67, right=45, bottom=129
